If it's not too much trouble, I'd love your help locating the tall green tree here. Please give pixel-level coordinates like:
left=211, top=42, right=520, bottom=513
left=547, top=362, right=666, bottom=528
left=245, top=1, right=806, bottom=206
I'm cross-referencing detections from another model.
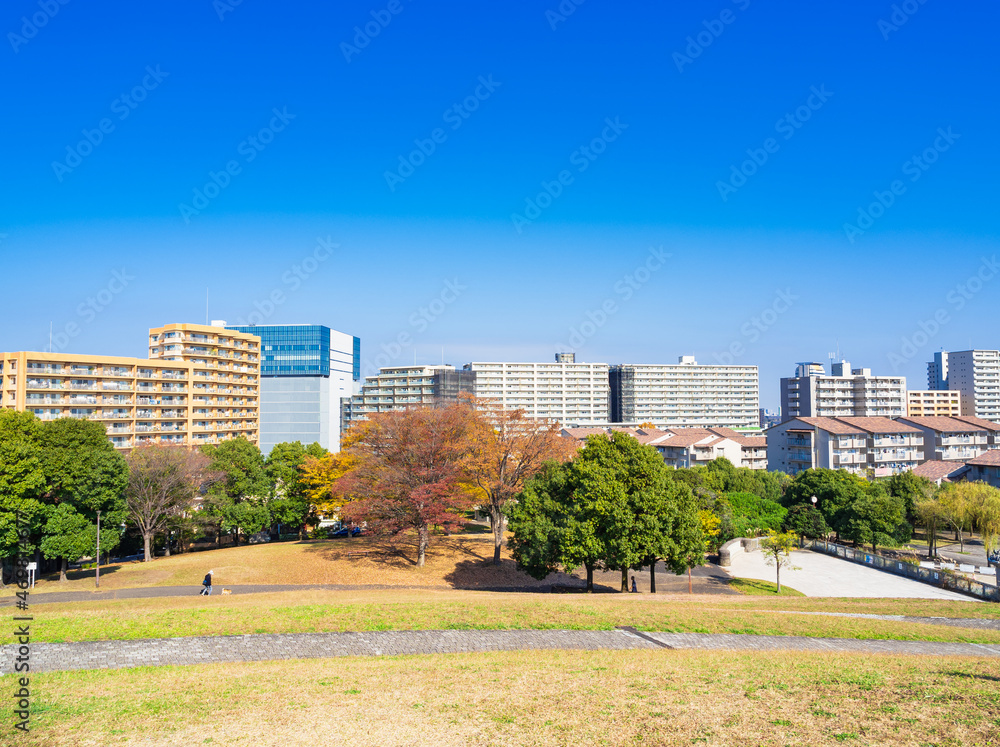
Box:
left=782, top=468, right=870, bottom=539
left=201, top=436, right=269, bottom=546
left=508, top=432, right=704, bottom=593
left=0, top=411, right=48, bottom=580
left=783, top=504, right=829, bottom=546
left=265, top=441, right=327, bottom=539
left=37, top=418, right=127, bottom=580
left=844, top=483, right=908, bottom=553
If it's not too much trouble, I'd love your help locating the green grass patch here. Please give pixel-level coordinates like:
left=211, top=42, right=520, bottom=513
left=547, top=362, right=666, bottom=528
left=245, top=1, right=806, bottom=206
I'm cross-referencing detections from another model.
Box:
left=27, top=589, right=1000, bottom=645
left=727, top=578, right=805, bottom=596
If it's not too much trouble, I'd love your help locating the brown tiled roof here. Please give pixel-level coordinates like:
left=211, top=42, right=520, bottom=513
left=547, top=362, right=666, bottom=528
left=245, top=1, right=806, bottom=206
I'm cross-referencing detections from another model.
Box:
left=910, top=460, right=967, bottom=481
left=967, top=449, right=1000, bottom=466
left=833, top=417, right=922, bottom=434
left=953, top=415, right=1000, bottom=432
left=737, top=436, right=767, bottom=447
left=898, top=416, right=985, bottom=433
left=653, top=430, right=717, bottom=448
left=794, top=417, right=865, bottom=435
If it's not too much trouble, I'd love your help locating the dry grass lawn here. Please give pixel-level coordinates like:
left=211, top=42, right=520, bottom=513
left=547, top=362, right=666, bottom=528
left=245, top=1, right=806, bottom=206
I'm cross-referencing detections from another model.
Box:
left=11, top=649, right=1000, bottom=746
left=9, top=535, right=562, bottom=593
left=32, top=589, right=1000, bottom=644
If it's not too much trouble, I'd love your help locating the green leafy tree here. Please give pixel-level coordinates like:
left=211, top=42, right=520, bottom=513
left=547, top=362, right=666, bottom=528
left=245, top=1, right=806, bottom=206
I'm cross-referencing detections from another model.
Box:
left=844, top=483, right=907, bottom=553
left=723, top=491, right=787, bottom=538
left=0, top=411, right=48, bottom=582
left=783, top=468, right=870, bottom=539
left=39, top=504, right=121, bottom=581
left=506, top=462, right=592, bottom=584
left=575, top=432, right=678, bottom=593
left=37, top=418, right=128, bottom=580
left=659, top=485, right=707, bottom=593
left=885, top=471, right=935, bottom=520
left=783, top=504, right=829, bottom=546
left=509, top=433, right=704, bottom=593
left=202, top=437, right=269, bottom=546
left=913, top=496, right=946, bottom=557
left=760, top=530, right=799, bottom=592
left=265, top=441, right=328, bottom=539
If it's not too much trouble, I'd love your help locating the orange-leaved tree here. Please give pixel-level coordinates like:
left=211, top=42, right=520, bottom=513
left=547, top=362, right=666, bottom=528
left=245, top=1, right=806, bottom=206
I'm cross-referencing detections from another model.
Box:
left=335, top=404, right=477, bottom=566
left=300, top=430, right=360, bottom=525
left=463, top=396, right=577, bottom=565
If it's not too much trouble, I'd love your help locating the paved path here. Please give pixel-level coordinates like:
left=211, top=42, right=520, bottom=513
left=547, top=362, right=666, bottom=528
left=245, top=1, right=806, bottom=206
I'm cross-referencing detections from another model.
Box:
left=0, top=584, right=442, bottom=607
left=727, top=547, right=978, bottom=600
left=5, top=629, right=998, bottom=674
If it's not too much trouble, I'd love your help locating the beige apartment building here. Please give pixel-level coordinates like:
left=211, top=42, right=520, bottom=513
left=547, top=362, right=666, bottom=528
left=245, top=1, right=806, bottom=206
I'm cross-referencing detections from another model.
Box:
left=0, top=323, right=260, bottom=450
left=906, top=389, right=961, bottom=417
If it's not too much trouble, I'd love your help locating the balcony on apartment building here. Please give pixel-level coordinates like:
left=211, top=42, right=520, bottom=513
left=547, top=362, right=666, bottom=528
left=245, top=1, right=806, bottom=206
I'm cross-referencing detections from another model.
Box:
left=872, top=449, right=922, bottom=462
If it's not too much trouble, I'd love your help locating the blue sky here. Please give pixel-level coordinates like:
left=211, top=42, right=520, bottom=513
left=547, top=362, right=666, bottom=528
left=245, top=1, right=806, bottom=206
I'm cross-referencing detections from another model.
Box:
left=1, top=0, right=997, bottom=408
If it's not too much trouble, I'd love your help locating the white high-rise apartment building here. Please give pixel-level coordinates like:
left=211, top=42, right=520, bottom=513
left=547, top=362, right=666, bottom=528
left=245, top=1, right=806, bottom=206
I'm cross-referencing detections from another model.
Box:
left=780, top=360, right=905, bottom=419
left=610, top=356, right=759, bottom=429
left=463, top=356, right=610, bottom=426
left=927, top=350, right=1000, bottom=422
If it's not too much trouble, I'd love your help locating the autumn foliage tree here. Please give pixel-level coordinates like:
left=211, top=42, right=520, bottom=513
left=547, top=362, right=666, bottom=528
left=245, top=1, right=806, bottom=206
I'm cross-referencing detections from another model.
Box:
left=336, top=405, right=476, bottom=566
left=463, top=397, right=576, bottom=565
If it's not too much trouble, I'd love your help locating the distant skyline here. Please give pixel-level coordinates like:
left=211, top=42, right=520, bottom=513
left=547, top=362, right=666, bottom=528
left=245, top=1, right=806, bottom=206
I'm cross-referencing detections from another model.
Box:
left=2, top=1, right=997, bottom=410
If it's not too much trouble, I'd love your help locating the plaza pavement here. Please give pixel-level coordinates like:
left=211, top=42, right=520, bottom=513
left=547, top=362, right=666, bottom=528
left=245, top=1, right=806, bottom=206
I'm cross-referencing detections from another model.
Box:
left=726, top=547, right=979, bottom=601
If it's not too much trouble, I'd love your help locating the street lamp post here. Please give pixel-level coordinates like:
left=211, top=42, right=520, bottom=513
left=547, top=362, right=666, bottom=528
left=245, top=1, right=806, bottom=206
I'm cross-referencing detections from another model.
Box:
left=95, top=510, right=101, bottom=589
left=810, top=496, right=824, bottom=552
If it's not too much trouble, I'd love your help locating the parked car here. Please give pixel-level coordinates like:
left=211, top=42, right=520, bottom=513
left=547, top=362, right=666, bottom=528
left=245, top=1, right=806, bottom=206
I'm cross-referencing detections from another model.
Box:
left=328, top=526, right=362, bottom=538
left=248, top=532, right=272, bottom=544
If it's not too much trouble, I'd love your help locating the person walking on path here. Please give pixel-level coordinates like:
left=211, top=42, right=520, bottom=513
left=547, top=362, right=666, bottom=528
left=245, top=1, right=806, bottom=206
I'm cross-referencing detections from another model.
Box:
left=631, top=576, right=638, bottom=593
left=200, top=571, right=213, bottom=596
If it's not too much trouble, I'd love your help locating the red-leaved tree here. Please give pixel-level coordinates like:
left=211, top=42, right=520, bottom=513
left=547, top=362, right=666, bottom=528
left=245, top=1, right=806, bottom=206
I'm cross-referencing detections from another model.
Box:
left=337, top=404, right=476, bottom=566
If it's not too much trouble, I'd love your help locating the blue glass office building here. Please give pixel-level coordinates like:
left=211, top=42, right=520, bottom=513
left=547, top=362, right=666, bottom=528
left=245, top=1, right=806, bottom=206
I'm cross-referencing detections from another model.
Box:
left=226, top=324, right=360, bottom=453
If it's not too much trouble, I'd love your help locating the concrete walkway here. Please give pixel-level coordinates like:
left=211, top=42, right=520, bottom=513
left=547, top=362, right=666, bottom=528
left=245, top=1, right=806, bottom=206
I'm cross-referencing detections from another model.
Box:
left=727, top=547, right=979, bottom=601
left=6, top=629, right=998, bottom=674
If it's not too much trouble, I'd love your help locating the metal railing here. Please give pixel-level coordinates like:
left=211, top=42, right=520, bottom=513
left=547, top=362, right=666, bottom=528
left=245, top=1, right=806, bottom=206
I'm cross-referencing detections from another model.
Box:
left=807, top=539, right=999, bottom=602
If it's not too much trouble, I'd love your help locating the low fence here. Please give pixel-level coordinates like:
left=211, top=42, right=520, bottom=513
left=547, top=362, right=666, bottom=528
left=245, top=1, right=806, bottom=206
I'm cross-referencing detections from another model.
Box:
left=807, top=539, right=1000, bottom=603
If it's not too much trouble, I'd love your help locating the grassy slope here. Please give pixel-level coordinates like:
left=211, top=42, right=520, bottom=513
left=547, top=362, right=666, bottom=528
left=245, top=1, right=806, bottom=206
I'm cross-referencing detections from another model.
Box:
left=32, top=589, right=1000, bottom=644
left=12, top=649, right=1000, bottom=746
left=10, top=535, right=557, bottom=593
